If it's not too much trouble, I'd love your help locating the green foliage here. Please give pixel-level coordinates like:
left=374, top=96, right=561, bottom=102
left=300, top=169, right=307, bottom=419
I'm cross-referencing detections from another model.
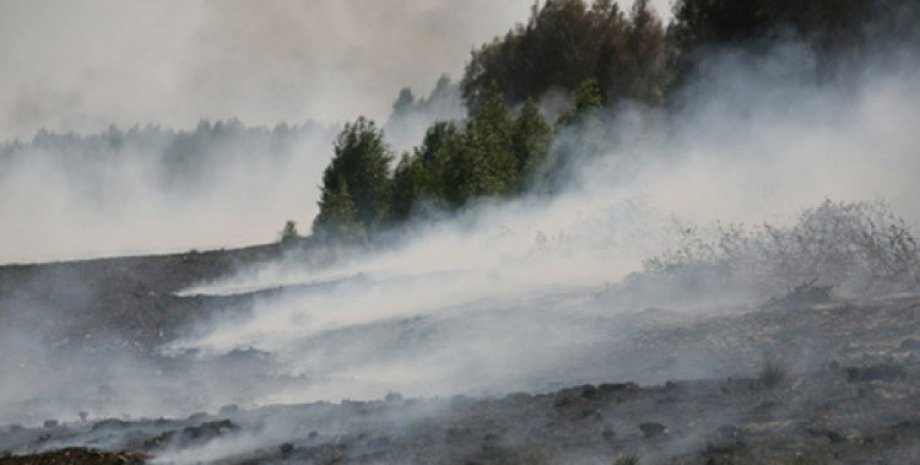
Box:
left=461, top=0, right=667, bottom=110
left=416, top=121, right=463, bottom=207
left=538, top=77, right=613, bottom=193
left=390, top=75, right=459, bottom=121
left=303, top=0, right=918, bottom=244
left=623, top=0, right=667, bottom=104
left=391, top=87, right=416, bottom=116
left=315, top=117, right=393, bottom=235
left=557, top=78, right=604, bottom=126
left=312, top=89, right=543, bottom=239
left=279, top=220, right=300, bottom=244
left=462, top=85, right=518, bottom=199
left=512, top=99, right=552, bottom=184
left=389, top=153, right=428, bottom=223
left=313, top=179, right=366, bottom=243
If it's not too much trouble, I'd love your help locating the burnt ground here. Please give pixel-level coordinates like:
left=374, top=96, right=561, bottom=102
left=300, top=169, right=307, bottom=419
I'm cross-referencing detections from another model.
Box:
left=1, top=247, right=919, bottom=464
left=0, top=244, right=287, bottom=353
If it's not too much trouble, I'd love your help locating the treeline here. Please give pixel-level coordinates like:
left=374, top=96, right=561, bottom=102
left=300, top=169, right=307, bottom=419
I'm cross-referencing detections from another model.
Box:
left=463, top=0, right=919, bottom=110
left=462, top=0, right=667, bottom=110
left=311, top=88, right=563, bottom=241
left=1, top=119, right=332, bottom=193
left=302, top=0, right=918, bottom=244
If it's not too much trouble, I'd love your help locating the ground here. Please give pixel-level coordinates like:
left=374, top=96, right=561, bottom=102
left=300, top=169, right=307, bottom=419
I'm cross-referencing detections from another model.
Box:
left=0, top=246, right=918, bottom=464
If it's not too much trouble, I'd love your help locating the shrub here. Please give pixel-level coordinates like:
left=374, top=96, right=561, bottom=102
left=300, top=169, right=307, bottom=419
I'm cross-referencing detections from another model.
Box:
left=279, top=220, right=300, bottom=244
left=639, top=200, right=920, bottom=300
left=759, top=357, right=788, bottom=387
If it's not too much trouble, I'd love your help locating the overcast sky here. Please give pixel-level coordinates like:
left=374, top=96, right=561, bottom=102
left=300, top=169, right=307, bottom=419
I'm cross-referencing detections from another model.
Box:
left=0, top=0, right=671, bottom=140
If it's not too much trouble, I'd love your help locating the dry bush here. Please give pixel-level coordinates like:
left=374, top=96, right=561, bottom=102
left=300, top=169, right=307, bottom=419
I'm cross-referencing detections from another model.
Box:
left=759, top=358, right=788, bottom=387
left=638, top=200, right=920, bottom=300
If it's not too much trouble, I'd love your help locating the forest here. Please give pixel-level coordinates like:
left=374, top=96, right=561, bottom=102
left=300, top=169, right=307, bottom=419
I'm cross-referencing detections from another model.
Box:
left=3, top=0, right=916, bottom=247
left=306, top=0, right=920, bottom=244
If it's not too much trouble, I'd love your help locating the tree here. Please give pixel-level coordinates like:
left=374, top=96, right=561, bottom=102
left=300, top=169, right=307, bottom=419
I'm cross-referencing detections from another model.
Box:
left=462, top=86, right=518, bottom=199
left=511, top=99, right=552, bottom=185
left=415, top=121, right=463, bottom=206
left=624, top=0, right=668, bottom=104
left=536, top=78, right=609, bottom=193
left=312, top=179, right=365, bottom=242
left=391, top=88, right=416, bottom=117
left=389, top=153, right=428, bottom=222
left=461, top=0, right=666, bottom=110
left=316, top=117, right=393, bottom=234
left=665, top=0, right=910, bottom=84
left=558, top=78, right=603, bottom=126
left=279, top=220, right=300, bottom=244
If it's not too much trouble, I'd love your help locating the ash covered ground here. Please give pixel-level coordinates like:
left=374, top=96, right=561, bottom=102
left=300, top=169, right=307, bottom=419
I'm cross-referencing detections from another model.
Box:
left=1, top=243, right=919, bottom=465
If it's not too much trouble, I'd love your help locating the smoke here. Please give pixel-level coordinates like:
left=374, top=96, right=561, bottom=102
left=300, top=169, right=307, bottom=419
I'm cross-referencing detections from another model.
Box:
left=0, top=0, right=542, bottom=140
left=160, top=41, right=920, bottom=412
left=0, top=3, right=918, bottom=463
left=1, top=39, right=917, bottom=424
left=0, top=122, right=339, bottom=263
left=0, top=0, right=675, bottom=263
left=0, top=0, right=672, bottom=141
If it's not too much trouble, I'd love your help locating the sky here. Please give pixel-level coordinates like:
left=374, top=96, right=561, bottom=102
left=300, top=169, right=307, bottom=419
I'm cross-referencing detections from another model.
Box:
left=0, top=0, right=672, bottom=141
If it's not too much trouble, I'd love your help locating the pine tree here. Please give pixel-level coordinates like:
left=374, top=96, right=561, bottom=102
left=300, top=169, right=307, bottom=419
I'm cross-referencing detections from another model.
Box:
left=416, top=121, right=462, bottom=207
left=389, top=153, right=428, bottom=222
left=312, top=179, right=365, bottom=242
left=626, top=0, right=667, bottom=104
left=279, top=220, right=300, bottom=244
left=316, top=117, right=393, bottom=234
left=558, top=78, right=603, bottom=126
left=512, top=99, right=552, bottom=185
left=541, top=78, right=607, bottom=193
left=463, top=86, right=518, bottom=198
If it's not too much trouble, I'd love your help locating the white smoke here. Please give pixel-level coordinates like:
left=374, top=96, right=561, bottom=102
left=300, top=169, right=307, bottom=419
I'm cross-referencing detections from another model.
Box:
left=164, top=42, right=920, bottom=410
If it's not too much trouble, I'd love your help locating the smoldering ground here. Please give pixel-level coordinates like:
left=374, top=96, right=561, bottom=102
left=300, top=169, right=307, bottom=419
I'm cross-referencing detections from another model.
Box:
left=143, top=45, right=920, bottom=459
left=3, top=34, right=920, bottom=418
